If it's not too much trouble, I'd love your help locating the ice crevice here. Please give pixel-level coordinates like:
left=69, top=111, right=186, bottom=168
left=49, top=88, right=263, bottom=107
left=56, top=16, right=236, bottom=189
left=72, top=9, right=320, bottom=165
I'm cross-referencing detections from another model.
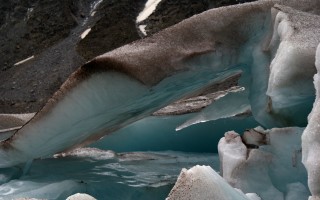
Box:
left=0, top=1, right=320, bottom=199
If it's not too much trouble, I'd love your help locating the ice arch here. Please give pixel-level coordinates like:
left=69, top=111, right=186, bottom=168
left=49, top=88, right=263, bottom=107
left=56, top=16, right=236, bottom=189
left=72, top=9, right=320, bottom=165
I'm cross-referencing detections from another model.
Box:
left=0, top=1, right=319, bottom=170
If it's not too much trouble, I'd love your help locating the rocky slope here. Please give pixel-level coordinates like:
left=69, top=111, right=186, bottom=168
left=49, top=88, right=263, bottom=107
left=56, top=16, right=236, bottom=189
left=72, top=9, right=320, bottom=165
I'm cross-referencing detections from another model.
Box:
left=0, top=0, right=254, bottom=113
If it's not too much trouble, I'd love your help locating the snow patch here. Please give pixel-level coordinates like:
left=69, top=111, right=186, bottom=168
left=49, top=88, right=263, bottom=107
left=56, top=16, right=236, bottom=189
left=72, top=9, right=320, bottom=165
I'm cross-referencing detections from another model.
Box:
left=136, top=0, right=162, bottom=23
left=80, top=28, right=91, bottom=39
left=14, top=56, right=34, bottom=66
left=139, top=25, right=147, bottom=36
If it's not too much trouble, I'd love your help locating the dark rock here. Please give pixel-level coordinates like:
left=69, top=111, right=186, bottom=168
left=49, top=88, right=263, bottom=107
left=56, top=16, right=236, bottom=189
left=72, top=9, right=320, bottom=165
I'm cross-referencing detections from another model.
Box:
left=138, top=0, right=256, bottom=36
left=76, top=0, right=146, bottom=60
left=0, top=0, right=256, bottom=113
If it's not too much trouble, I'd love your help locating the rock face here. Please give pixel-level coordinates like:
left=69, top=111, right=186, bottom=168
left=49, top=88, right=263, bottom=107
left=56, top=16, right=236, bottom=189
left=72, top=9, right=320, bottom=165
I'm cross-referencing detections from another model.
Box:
left=76, top=0, right=146, bottom=60
left=137, top=0, right=256, bottom=36
left=0, top=0, right=252, bottom=113
left=0, top=0, right=90, bottom=71
left=137, top=0, right=210, bottom=36
left=0, top=0, right=94, bottom=113
left=0, top=0, right=146, bottom=113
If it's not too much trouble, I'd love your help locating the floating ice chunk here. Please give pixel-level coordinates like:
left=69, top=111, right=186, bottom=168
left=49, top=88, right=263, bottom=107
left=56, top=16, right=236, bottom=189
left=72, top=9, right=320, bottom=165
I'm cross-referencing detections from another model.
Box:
left=67, top=193, right=96, bottom=200
left=55, top=147, right=115, bottom=160
left=166, top=165, right=250, bottom=200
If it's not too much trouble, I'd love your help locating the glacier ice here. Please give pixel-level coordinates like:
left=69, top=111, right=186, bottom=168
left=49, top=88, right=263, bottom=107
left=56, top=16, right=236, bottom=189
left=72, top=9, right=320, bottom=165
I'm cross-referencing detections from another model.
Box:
left=249, top=4, right=320, bottom=128
left=264, top=5, right=320, bottom=127
left=0, top=1, right=274, bottom=167
left=218, top=127, right=308, bottom=200
left=66, top=193, right=97, bottom=200
left=0, top=113, right=35, bottom=141
left=0, top=68, right=249, bottom=167
left=176, top=86, right=250, bottom=131
left=166, top=165, right=250, bottom=200
left=302, top=44, right=320, bottom=199
left=0, top=0, right=320, bottom=199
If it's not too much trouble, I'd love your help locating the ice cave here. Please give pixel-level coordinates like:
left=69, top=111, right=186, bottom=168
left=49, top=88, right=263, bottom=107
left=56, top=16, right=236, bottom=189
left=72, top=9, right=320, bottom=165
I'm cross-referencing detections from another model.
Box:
left=0, top=0, right=320, bottom=199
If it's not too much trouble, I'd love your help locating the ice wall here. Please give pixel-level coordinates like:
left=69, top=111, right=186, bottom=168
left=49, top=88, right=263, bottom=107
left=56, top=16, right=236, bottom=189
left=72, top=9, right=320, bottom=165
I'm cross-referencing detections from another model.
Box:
left=302, top=44, right=320, bottom=199
left=218, top=127, right=308, bottom=200
left=249, top=4, right=320, bottom=128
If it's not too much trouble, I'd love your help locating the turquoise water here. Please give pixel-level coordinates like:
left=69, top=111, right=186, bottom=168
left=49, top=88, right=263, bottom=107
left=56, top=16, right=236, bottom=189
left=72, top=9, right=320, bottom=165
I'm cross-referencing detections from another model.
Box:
left=92, top=115, right=259, bottom=153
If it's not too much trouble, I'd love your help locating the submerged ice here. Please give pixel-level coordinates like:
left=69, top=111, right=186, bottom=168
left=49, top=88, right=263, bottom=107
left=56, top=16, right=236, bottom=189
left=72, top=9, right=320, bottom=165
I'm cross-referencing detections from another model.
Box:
left=1, top=0, right=320, bottom=199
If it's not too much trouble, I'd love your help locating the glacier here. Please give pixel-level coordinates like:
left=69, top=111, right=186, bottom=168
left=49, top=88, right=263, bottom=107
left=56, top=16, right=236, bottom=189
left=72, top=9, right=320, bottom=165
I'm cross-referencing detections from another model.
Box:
left=1, top=0, right=320, bottom=199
